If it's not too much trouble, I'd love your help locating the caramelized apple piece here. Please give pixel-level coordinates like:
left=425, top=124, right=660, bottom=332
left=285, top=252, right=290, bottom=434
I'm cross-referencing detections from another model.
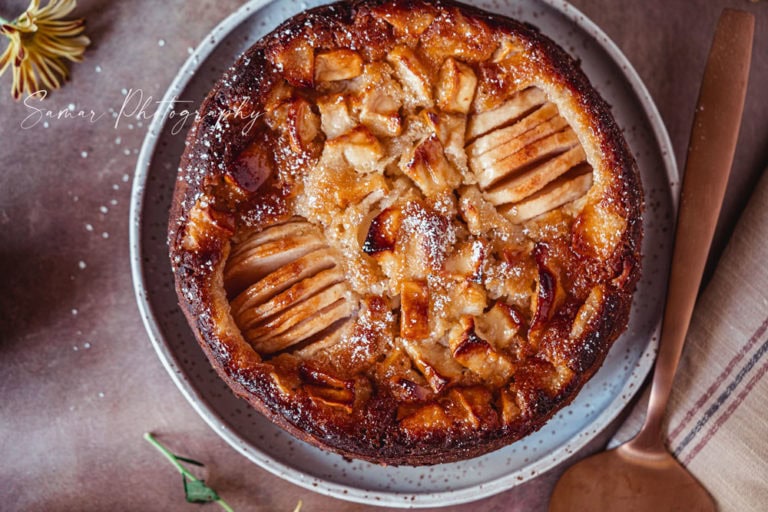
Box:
left=363, top=206, right=403, bottom=255
left=421, top=110, right=469, bottom=177
left=360, top=90, right=403, bottom=137
left=314, top=49, right=363, bottom=82
left=285, top=98, right=320, bottom=152
left=377, top=345, right=430, bottom=395
left=498, top=387, right=522, bottom=424
left=181, top=199, right=235, bottom=251
left=569, top=285, right=605, bottom=340
left=442, top=239, right=486, bottom=281
left=474, top=301, right=523, bottom=350
left=391, top=377, right=433, bottom=402
left=436, top=58, right=477, bottom=114
left=530, top=244, right=565, bottom=330
left=300, top=364, right=356, bottom=412
left=324, top=126, right=384, bottom=171
left=399, top=403, right=450, bottom=432
left=371, top=2, right=437, bottom=36
left=446, top=280, right=487, bottom=317
left=458, top=185, right=522, bottom=242
left=492, top=37, right=525, bottom=63
left=400, top=280, right=430, bottom=340
left=466, top=87, right=546, bottom=139
left=387, top=45, right=433, bottom=107
left=448, top=316, right=514, bottom=386
left=226, top=136, right=273, bottom=193
left=400, top=338, right=463, bottom=393
left=266, top=37, right=314, bottom=88
left=447, top=386, right=495, bottom=428
left=402, top=134, right=461, bottom=196
left=317, top=95, right=356, bottom=139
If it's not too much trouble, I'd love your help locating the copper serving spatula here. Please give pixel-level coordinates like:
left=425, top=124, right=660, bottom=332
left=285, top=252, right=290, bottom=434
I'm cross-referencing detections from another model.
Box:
left=548, top=9, right=754, bottom=512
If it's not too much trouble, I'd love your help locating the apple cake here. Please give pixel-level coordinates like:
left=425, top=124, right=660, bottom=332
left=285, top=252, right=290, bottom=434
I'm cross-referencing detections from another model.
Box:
left=169, top=0, right=643, bottom=465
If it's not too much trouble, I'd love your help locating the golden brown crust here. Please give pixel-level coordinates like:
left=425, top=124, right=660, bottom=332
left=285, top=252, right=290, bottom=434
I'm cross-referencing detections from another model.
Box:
left=169, top=0, right=643, bottom=465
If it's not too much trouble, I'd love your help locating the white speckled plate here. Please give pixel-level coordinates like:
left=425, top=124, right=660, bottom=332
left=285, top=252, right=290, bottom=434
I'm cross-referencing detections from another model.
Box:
left=130, top=0, right=678, bottom=507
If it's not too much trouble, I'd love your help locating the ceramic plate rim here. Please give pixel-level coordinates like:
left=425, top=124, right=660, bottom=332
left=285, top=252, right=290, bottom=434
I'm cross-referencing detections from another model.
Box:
left=129, top=0, right=679, bottom=507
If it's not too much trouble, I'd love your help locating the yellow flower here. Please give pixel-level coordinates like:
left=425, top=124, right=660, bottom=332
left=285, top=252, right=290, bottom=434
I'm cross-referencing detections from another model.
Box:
left=0, top=0, right=90, bottom=100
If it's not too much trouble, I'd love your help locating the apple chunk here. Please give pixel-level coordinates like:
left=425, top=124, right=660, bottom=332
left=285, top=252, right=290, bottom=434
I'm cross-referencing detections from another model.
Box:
left=314, top=49, right=364, bottom=82
left=436, top=58, right=477, bottom=114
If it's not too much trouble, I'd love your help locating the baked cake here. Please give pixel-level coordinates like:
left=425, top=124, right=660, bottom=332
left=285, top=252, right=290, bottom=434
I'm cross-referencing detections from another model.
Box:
left=169, top=0, right=643, bottom=465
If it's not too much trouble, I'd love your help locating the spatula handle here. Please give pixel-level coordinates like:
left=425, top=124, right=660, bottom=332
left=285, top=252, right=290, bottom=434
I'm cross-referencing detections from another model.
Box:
left=633, top=9, right=754, bottom=450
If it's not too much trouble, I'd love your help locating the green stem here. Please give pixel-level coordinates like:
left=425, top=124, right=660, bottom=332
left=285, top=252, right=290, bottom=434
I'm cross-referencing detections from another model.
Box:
left=143, top=433, right=235, bottom=512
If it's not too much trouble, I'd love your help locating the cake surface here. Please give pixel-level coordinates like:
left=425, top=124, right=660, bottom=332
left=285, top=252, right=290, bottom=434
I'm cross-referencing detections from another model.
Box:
left=169, top=0, right=643, bottom=465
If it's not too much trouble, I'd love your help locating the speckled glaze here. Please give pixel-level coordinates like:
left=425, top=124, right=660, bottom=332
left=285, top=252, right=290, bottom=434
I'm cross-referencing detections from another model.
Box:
left=130, top=0, right=678, bottom=507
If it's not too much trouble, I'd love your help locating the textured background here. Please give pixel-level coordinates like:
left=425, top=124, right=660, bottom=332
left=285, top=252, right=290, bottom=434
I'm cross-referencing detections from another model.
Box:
left=1, top=1, right=766, bottom=510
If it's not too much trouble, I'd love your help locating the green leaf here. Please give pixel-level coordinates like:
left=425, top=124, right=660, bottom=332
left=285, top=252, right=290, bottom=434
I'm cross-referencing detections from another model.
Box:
left=183, top=475, right=220, bottom=503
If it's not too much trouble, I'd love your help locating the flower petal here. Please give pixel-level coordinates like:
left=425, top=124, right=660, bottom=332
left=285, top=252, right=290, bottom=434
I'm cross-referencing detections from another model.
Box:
left=0, top=46, right=13, bottom=76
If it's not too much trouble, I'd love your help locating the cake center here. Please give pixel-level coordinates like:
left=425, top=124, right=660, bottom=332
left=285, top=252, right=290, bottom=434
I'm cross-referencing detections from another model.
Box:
left=221, top=40, right=595, bottom=401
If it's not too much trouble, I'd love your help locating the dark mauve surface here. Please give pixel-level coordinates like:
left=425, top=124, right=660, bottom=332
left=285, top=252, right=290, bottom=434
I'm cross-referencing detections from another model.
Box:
left=0, top=1, right=765, bottom=510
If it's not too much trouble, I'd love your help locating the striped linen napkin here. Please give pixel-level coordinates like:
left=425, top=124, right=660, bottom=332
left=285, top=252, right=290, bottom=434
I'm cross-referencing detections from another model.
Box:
left=608, top=167, right=768, bottom=510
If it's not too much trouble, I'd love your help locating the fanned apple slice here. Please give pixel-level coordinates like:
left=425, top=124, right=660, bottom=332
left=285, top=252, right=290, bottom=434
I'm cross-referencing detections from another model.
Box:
left=235, top=267, right=346, bottom=331
left=472, top=116, right=570, bottom=186
left=250, top=296, right=355, bottom=354
left=246, top=282, right=350, bottom=340
left=500, top=165, right=593, bottom=223
left=477, top=127, right=579, bottom=189
left=467, top=102, right=559, bottom=157
left=466, top=87, right=546, bottom=139
left=228, top=220, right=311, bottom=261
left=230, top=247, right=339, bottom=318
left=483, top=144, right=587, bottom=205
left=224, top=233, right=326, bottom=296
left=294, top=319, right=354, bottom=358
